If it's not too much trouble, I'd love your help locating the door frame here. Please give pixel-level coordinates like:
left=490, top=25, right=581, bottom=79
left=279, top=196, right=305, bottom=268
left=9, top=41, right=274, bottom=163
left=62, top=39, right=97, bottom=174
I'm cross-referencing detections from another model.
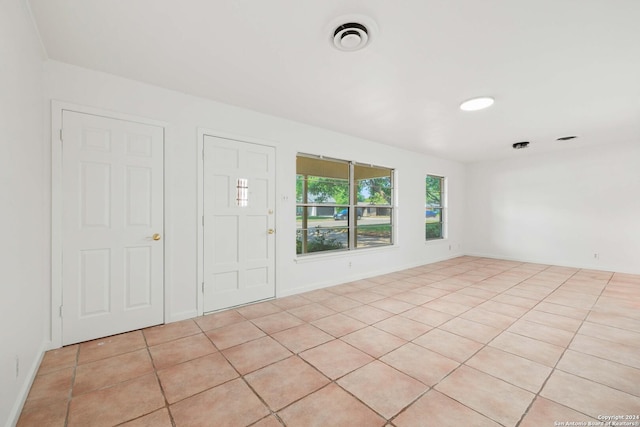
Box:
left=50, top=101, right=169, bottom=349
left=196, top=129, right=278, bottom=315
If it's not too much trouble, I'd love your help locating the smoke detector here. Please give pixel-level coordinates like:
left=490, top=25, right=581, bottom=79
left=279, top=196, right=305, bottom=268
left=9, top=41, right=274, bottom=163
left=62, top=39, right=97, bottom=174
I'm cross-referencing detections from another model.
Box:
left=333, top=22, right=369, bottom=51
left=556, top=136, right=578, bottom=141
left=512, top=141, right=530, bottom=150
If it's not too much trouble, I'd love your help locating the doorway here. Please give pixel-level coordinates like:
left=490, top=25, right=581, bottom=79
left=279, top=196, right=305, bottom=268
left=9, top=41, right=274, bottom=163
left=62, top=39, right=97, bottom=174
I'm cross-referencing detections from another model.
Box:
left=202, top=135, right=276, bottom=312
left=57, top=108, right=165, bottom=345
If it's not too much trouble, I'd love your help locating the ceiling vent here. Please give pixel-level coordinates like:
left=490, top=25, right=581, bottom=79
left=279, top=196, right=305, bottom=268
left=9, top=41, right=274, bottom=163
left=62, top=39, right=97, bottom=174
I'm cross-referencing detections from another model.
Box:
left=333, top=22, right=369, bottom=51
left=512, top=141, right=530, bottom=150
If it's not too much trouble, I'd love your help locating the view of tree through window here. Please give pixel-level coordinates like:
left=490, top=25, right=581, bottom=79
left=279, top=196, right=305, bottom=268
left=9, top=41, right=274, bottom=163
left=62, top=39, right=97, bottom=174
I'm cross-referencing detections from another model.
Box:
left=296, top=155, right=394, bottom=255
left=426, top=175, right=445, bottom=240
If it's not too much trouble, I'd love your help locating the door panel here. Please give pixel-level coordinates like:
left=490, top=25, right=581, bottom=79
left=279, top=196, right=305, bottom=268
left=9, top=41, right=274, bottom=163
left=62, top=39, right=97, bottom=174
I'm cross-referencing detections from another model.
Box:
left=246, top=216, right=268, bottom=260
left=203, top=136, right=276, bottom=312
left=80, top=162, right=111, bottom=227
left=61, top=111, right=164, bottom=345
left=126, top=167, right=153, bottom=226
left=125, top=246, right=152, bottom=308
left=79, top=249, right=111, bottom=315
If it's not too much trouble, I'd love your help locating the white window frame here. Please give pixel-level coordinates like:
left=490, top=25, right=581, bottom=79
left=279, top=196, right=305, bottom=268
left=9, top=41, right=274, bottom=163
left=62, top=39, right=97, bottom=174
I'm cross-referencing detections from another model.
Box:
left=425, top=174, right=446, bottom=241
left=296, top=153, right=395, bottom=255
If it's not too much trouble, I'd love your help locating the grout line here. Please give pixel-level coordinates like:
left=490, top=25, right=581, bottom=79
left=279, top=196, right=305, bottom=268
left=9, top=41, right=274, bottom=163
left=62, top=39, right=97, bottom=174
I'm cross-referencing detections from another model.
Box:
left=62, top=345, right=80, bottom=427
left=514, top=266, right=607, bottom=427
left=387, top=257, right=540, bottom=425
left=388, top=261, right=543, bottom=426
left=141, top=328, right=178, bottom=427
left=386, top=260, right=578, bottom=426
left=25, top=256, right=640, bottom=426
left=198, top=319, right=303, bottom=425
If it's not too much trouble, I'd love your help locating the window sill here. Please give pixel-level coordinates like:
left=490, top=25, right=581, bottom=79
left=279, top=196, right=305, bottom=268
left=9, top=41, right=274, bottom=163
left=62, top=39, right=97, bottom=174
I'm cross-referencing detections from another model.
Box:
left=294, top=244, right=398, bottom=263
left=425, top=238, right=448, bottom=244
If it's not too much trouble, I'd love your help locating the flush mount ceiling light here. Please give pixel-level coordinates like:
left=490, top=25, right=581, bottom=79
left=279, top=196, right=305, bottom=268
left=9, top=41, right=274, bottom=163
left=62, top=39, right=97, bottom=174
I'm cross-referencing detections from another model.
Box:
left=333, top=22, right=370, bottom=51
left=460, top=97, right=495, bottom=111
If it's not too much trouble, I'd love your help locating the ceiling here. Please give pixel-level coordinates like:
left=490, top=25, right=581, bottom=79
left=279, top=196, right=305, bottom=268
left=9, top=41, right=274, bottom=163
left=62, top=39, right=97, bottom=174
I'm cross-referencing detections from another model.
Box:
left=28, top=0, right=640, bottom=162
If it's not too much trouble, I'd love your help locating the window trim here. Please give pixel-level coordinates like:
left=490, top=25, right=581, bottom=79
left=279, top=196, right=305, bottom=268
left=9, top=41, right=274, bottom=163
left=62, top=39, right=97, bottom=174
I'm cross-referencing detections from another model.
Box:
left=296, top=153, right=395, bottom=256
left=425, top=174, right=446, bottom=241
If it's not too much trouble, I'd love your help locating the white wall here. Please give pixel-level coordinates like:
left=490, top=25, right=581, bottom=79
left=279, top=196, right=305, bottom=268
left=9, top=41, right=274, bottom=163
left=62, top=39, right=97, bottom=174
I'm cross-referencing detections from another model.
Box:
left=0, top=0, right=48, bottom=425
left=7, top=8, right=638, bottom=424
left=465, top=141, right=640, bottom=274
left=44, top=60, right=466, bottom=324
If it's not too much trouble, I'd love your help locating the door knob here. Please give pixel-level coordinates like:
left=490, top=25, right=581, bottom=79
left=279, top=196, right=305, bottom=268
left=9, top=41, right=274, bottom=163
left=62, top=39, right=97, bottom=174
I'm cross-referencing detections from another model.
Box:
left=152, top=233, right=162, bottom=241
left=268, top=229, right=275, bottom=235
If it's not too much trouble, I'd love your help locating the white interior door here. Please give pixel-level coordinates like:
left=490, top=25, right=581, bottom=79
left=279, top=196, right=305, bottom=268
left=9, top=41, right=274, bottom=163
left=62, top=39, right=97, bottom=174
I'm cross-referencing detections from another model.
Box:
left=203, top=136, right=276, bottom=312
left=61, top=110, right=164, bottom=345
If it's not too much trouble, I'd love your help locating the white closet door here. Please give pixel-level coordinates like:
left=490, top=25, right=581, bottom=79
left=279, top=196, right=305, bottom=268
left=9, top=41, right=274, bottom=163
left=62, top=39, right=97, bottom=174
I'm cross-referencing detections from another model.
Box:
left=61, top=110, right=164, bottom=345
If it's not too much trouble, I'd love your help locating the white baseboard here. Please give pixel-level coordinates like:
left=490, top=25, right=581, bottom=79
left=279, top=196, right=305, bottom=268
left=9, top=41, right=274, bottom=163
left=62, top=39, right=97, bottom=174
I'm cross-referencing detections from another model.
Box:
left=463, top=251, right=640, bottom=275
left=278, top=252, right=464, bottom=298
left=6, top=341, right=48, bottom=427
left=166, top=309, right=199, bottom=323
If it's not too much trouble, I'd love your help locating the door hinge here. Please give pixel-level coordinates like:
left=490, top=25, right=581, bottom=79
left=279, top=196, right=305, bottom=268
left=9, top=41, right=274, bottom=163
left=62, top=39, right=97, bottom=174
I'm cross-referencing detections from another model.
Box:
left=59, top=305, right=63, bottom=318
left=59, top=129, right=63, bottom=142
left=202, top=216, right=204, bottom=226
left=201, top=282, right=204, bottom=293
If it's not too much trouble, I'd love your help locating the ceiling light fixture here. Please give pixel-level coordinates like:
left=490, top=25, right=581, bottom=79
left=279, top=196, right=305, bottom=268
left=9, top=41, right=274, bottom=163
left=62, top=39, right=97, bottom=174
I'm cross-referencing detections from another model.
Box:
left=333, top=22, right=369, bottom=51
left=460, top=97, right=495, bottom=111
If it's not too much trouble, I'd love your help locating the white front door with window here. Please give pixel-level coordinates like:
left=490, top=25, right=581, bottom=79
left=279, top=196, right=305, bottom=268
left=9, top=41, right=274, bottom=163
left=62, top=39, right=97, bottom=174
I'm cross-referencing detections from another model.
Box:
left=61, top=110, right=164, bottom=345
left=202, top=135, right=276, bottom=312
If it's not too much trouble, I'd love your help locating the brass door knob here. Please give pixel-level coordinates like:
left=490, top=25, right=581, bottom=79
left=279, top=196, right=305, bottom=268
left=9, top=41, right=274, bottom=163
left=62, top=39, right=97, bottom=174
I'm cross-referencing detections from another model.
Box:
left=268, top=229, right=275, bottom=234
left=152, top=233, right=162, bottom=241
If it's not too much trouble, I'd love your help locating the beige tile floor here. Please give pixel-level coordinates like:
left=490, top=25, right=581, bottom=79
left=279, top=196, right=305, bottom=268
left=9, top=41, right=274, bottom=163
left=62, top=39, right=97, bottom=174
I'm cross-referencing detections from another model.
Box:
left=18, top=256, right=640, bottom=426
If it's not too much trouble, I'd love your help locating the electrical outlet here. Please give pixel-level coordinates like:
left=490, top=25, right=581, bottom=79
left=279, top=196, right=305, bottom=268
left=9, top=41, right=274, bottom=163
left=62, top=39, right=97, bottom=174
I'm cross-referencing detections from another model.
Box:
left=348, top=261, right=352, bottom=268
left=448, top=245, right=452, bottom=251
left=593, top=253, right=599, bottom=260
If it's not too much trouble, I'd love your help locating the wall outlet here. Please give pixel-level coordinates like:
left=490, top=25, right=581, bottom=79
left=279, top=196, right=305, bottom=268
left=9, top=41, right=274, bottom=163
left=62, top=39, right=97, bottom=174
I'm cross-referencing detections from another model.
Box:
left=448, top=245, right=452, bottom=250
left=593, top=253, right=599, bottom=260
left=348, top=261, right=352, bottom=268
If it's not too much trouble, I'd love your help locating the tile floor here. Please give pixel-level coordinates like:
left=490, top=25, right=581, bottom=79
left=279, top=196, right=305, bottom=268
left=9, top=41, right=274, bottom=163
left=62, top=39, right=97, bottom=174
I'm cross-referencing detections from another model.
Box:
left=18, top=256, right=640, bottom=426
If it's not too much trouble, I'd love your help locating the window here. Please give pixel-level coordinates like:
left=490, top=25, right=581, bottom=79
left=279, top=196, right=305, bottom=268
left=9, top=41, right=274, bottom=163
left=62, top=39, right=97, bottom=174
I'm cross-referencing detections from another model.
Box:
left=425, top=174, right=445, bottom=240
left=296, top=154, right=394, bottom=255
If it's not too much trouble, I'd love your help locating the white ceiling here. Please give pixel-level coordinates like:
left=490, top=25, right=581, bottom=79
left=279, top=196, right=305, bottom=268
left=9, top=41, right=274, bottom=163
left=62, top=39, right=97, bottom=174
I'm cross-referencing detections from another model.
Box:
left=28, top=0, right=640, bottom=162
